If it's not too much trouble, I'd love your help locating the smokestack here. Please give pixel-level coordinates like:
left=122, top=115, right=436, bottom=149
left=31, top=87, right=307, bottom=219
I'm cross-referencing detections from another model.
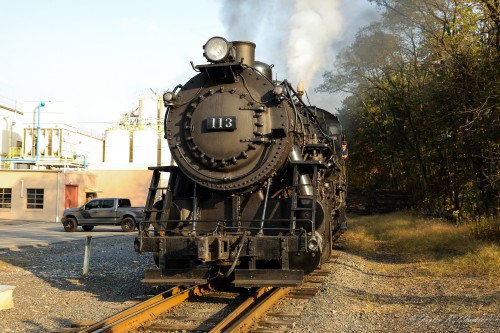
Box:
left=232, top=41, right=256, bottom=67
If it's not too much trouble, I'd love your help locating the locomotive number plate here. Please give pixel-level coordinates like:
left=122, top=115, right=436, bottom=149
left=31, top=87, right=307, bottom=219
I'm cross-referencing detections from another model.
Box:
left=206, top=116, right=237, bottom=131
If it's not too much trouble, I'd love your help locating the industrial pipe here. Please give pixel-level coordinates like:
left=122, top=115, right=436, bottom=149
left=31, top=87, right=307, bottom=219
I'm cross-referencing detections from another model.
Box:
left=0, top=101, right=45, bottom=165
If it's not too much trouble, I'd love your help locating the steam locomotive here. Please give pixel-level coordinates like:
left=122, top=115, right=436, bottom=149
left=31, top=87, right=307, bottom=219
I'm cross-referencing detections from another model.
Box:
left=134, top=37, right=347, bottom=287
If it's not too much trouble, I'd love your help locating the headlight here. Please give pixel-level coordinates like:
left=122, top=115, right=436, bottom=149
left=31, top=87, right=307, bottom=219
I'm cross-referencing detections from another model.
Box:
left=273, top=85, right=285, bottom=101
left=203, top=36, right=230, bottom=63
left=307, top=236, right=319, bottom=251
left=273, top=85, right=284, bottom=95
left=163, top=91, right=176, bottom=106
left=163, top=91, right=175, bottom=102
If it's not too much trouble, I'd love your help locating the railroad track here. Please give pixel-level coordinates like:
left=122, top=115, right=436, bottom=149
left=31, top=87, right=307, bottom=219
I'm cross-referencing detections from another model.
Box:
left=70, top=268, right=330, bottom=333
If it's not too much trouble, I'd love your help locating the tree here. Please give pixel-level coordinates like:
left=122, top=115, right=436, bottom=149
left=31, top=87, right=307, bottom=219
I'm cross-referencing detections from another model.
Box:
left=319, top=0, right=499, bottom=218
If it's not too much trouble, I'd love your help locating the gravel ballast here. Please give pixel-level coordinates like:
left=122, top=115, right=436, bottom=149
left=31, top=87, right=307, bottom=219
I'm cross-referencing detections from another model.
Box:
left=0, top=234, right=499, bottom=332
left=0, top=235, right=157, bottom=332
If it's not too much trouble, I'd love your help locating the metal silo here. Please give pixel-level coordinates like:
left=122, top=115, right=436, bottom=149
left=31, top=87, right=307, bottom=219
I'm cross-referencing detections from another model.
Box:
left=160, top=136, right=173, bottom=166
left=104, top=129, right=130, bottom=163
left=132, top=129, right=157, bottom=165
left=138, top=96, right=161, bottom=125
left=159, top=136, right=173, bottom=186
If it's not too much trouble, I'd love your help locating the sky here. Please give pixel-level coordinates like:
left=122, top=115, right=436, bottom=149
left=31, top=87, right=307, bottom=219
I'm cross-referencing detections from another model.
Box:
left=0, top=0, right=379, bottom=137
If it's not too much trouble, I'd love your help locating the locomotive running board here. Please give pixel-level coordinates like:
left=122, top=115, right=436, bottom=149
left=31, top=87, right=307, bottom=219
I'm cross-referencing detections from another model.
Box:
left=233, top=269, right=304, bottom=287
left=141, top=268, right=210, bottom=286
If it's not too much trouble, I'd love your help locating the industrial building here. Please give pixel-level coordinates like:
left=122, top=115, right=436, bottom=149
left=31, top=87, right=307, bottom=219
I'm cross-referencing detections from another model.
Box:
left=0, top=96, right=171, bottom=222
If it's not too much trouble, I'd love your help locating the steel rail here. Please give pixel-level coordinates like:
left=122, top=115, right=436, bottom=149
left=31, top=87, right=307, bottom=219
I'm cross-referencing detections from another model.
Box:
left=209, top=287, right=292, bottom=333
left=78, top=283, right=211, bottom=333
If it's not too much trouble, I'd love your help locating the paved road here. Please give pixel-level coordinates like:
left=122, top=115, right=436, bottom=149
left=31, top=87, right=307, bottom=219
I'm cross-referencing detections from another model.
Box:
left=0, top=220, right=131, bottom=251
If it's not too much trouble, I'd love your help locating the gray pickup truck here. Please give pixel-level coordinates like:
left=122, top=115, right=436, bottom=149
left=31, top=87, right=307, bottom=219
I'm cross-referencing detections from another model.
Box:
left=61, top=198, right=144, bottom=232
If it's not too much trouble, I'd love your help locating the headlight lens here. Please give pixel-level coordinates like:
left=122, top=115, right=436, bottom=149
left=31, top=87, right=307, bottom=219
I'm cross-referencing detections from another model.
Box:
left=307, top=236, right=319, bottom=251
left=163, top=91, right=176, bottom=106
left=163, top=91, right=175, bottom=102
left=204, top=36, right=230, bottom=62
left=273, top=85, right=284, bottom=95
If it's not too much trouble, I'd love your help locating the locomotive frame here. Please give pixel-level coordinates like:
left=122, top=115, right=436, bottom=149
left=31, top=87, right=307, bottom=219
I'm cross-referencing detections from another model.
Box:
left=134, top=37, right=347, bottom=287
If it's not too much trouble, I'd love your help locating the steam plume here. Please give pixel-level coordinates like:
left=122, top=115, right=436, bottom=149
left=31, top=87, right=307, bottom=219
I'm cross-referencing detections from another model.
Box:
left=286, top=0, right=344, bottom=90
left=220, top=0, right=375, bottom=93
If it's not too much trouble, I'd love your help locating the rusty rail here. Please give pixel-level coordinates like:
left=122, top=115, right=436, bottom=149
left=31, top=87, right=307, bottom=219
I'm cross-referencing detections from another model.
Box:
left=210, top=287, right=291, bottom=332
left=78, top=283, right=211, bottom=333
left=76, top=284, right=291, bottom=333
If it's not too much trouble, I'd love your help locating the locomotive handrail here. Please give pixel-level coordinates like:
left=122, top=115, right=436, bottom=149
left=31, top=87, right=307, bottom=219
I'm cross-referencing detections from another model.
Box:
left=138, top=218, right=315, bottom=233
left=283, top=80, right=305, bottom=142
left=139, top=218, right=315, bottom=224
left=283, top=79, right=337, bottom=150
left=258, top=178, right=272, bottom=235
left=192, top=183, right=198, bottom=233
left=139, top=219, right=315, bottom=225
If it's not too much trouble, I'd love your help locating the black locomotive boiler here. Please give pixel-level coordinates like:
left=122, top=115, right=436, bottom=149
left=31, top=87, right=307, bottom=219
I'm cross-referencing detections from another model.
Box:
left=135, top=36, right=347, bottom=287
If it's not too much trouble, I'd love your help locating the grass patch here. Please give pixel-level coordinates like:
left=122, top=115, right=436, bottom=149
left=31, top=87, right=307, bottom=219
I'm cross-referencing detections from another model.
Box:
left=421, top=244, right=500, bottom=277
left=469, top=216, right=500, bottom=241
left=346, top=212, right=500, bottom=277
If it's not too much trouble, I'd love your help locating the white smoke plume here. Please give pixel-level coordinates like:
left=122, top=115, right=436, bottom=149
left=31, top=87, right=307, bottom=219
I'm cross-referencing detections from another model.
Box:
left=219, top=0, right=378, bottom=106
left=220, top=0, right=292, bottom=79
left=220, top=0, right=269, bottom=41
left=286, top=0, right=344, bottom=91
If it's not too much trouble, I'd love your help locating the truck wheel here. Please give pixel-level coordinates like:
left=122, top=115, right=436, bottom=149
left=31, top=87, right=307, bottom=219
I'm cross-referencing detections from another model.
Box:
left=121, top=217, right=135, bottom=232
left=63, top=218, right=78, bottom=232
left=82, top=225, right=94, bottom=232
